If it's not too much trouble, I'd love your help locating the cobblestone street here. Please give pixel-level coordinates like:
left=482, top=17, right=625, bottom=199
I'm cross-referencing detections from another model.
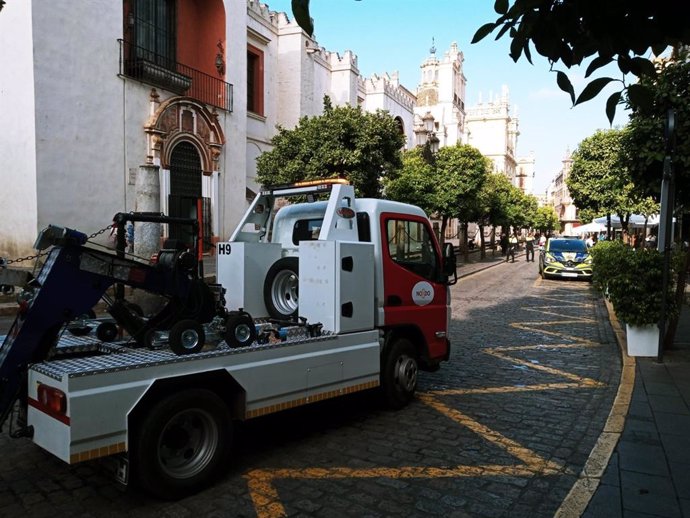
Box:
left=0, top=259, right=622, bottom=517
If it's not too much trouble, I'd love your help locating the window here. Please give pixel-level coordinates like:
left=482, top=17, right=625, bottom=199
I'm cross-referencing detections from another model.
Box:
left=292, top=219, right=323, bottom=245
left=132, top=0, right=176, bottom=67
left=386, top=219, right=439, bottom=281
left=247, top=45, right=264, bottom=115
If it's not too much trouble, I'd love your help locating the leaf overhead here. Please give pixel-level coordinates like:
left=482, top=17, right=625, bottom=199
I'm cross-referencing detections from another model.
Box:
left=472, top=22, right=498, bottom=44
left=291, top=0, right=314, bottom=37
left=556, top=71, right=575, bottom=104
left=605, top=91, right=621, bottom=125
left=575, top=77, right=615, bottom=106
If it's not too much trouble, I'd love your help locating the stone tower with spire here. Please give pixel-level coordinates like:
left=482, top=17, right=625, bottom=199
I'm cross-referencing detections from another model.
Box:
left=413, top=40, right=466, bottom=148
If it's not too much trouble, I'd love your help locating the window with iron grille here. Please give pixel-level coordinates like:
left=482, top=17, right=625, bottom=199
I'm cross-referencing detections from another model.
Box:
left=132, top=0, right=176, bottom=68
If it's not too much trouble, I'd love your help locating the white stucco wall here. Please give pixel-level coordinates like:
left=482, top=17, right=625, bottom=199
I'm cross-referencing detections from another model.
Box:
left=32, top=1, right=125, bottom=237
left=0, top=1, right=38, bottom=257
left=218, top=0, right=249, bottom=240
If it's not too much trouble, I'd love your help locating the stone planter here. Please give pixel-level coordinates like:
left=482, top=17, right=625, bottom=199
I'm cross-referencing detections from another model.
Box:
left=626, top=323, right=659, bottom=357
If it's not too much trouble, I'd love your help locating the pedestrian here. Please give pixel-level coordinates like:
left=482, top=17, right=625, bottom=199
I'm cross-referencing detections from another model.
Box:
left=506, top=234, right=518, bottom=263
left=585, top=234, right=594, bottom=248
left=500, top=233, right=508, bottom=256
left=525, top=232, right=535, bottom=262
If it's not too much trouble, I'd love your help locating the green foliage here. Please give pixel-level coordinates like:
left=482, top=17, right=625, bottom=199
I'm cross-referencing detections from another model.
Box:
left=473, top=1, right=690, bottom=121
left=568, top=129, right=645, bottom=229
left=383, top=148, right=436, bottom=215
left=473, top=172, right=515, bottom=228
left=256, top=97, right=405, bottom=197
left=623, top=56, right=690, bottom=206
left=533, top=205, right=560, bottom=233
left=591, top=241, right=677, bottom=327
left=385, top=143, right=490, bottom=223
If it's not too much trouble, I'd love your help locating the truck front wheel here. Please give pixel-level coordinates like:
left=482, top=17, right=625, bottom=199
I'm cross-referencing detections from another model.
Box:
left=381, top=338, right=418, bottom=409
left=134, top=389, right=232, bottom=499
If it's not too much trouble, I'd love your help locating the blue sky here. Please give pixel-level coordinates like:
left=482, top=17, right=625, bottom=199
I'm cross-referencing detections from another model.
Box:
left=265, top=0, right=629, bottom=194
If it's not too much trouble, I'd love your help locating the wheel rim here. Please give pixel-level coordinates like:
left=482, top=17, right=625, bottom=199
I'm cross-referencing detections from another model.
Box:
left=180, top=329, right=200, bottom=350
left=234, top=323, right=252, bottom=344
left=271, top=270, right=298, bottom=316
left=157, top=408, right=218, bottom=479
left=394, top=355, right=417, bottom=392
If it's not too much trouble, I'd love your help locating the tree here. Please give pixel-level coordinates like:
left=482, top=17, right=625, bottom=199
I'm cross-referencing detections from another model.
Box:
left=568, top=129, right=642, bottom=234
left=384, top=143, right=490, bottom=245
left=257, top=97, right=405, bottom=197
left=623, top=54, right=690, bottom=206
left=472, top=1, right=690, bottom=122
left=473, top=172, right=518, bottom=257
left=623, top=53, right=690, bottom=351
left=533, top=205, right=560, bottom=235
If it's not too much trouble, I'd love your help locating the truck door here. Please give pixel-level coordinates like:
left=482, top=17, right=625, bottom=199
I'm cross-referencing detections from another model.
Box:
left=380, top=214, right=449, bottom=361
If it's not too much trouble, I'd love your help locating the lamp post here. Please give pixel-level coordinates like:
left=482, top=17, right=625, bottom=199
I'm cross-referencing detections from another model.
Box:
left=415, top=111, right=440, bottom=163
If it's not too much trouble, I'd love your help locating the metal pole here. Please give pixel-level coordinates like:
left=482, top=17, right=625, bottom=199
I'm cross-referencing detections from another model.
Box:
left=657, top=109, right=676, bottom=362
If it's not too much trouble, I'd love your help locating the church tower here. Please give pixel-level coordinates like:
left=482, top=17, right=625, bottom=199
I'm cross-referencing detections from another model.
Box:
left=413, top=40, right=466, bottom=148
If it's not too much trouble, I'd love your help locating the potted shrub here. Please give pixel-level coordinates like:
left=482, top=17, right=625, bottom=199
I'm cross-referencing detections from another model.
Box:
left=591, top=241, right=677, bottom=356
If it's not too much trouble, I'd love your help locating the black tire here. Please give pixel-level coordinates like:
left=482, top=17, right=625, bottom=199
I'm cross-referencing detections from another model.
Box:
left=169, top=319, right=205, bottom=355
left=96, top=322, right=119, bottom=342
left=263, top=257, right=299, bottom=319
left=133, top=389, right=232, bottom=499
left=224, top=312, right=256, bottom=348
left=380, top=338, right=418, bottom=409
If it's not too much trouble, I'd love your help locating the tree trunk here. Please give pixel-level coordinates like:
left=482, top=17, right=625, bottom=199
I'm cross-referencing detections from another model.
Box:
left=490, top=226, right=496, bottom=256
left=440, top=216, right=448, bottom=247
left=664, top=248, right=690, bottom=349
left=606, top=213, right=612, bottom=240
left=479, top=224, right=486, bottom=259
left=462, top=222, right=470, bottom=262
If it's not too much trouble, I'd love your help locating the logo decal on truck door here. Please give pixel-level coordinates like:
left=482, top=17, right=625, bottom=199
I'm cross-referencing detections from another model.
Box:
left=412, top=281, right=434, bottom=306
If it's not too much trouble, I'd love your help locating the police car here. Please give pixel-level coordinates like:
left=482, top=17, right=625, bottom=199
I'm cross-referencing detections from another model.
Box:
left=538, top=237, right=593, bottom=280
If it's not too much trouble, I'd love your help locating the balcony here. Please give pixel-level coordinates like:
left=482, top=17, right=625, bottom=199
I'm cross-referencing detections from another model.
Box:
left=118, top=39, right=233, bottom=112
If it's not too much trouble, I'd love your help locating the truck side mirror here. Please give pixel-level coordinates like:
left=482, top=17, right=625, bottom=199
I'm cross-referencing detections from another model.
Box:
left=442, top=242, right=457, bottom=285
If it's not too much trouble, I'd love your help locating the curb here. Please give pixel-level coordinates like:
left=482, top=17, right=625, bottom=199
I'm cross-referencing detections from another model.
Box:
left=554, top=298, right=634, bottom=518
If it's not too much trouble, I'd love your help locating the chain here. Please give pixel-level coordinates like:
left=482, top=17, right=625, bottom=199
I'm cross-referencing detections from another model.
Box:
left=87, top=224, right=114, bottom=241
left=4, top=252, right=49, bottom=265
left=2, top=224, right=114, bottom=266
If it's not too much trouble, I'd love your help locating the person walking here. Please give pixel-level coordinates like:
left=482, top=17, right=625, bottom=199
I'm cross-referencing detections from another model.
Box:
left=506, top=234, right=518, bottom=263
left=525, top=232, right=535, bottom=262
left=500, top=233, right=508, bottom=256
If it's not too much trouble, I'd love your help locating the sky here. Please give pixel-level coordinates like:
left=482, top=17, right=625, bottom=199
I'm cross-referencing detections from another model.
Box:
left=264, top=0, right=630, bottom=194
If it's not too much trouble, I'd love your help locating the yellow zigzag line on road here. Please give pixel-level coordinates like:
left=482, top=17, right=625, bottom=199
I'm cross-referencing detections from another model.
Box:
left=244, top=288, right=609, bottom=517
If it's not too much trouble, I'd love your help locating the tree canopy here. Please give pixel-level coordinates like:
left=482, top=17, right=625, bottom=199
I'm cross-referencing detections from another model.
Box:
left=256, top=97, right=405, bottom=197
left=472, top=1, right=690, bottom=122
left=384, top=143, right=491, bottom=243
left=623, top=53, right=690, bottom=206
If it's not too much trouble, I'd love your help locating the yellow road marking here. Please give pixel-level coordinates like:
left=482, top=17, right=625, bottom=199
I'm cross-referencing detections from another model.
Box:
left=243, top=279, right=616, bottom=517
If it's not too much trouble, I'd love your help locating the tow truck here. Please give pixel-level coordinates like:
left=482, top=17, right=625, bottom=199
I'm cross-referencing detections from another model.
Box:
left=0, top=179, right=456, bottom=498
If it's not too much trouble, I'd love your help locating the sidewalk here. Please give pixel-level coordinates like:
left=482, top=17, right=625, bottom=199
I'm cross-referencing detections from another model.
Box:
left=583, top=301, right=690, bottom=518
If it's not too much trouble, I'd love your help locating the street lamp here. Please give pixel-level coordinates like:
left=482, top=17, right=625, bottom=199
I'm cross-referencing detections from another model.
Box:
left=414, top=111, right=440, bottom=161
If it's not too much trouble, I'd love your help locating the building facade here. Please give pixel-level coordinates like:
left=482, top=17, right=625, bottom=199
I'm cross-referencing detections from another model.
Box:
left=546, top=150, right=578, bottom=234
left=0, top=0, right=417, bottom=257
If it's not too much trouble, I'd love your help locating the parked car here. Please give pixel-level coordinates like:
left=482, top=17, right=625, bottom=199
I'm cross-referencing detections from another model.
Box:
left=538, top=238, right=593, bottom=280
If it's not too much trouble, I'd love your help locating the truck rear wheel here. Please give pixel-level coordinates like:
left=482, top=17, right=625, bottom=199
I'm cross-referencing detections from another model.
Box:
left=381, top=338, right=418, bottom=409
left=169, top=320, right=205, bottom=355
left=134, top=389, right=232, bottom=499
left=263, top=257, right=299, bottom=319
